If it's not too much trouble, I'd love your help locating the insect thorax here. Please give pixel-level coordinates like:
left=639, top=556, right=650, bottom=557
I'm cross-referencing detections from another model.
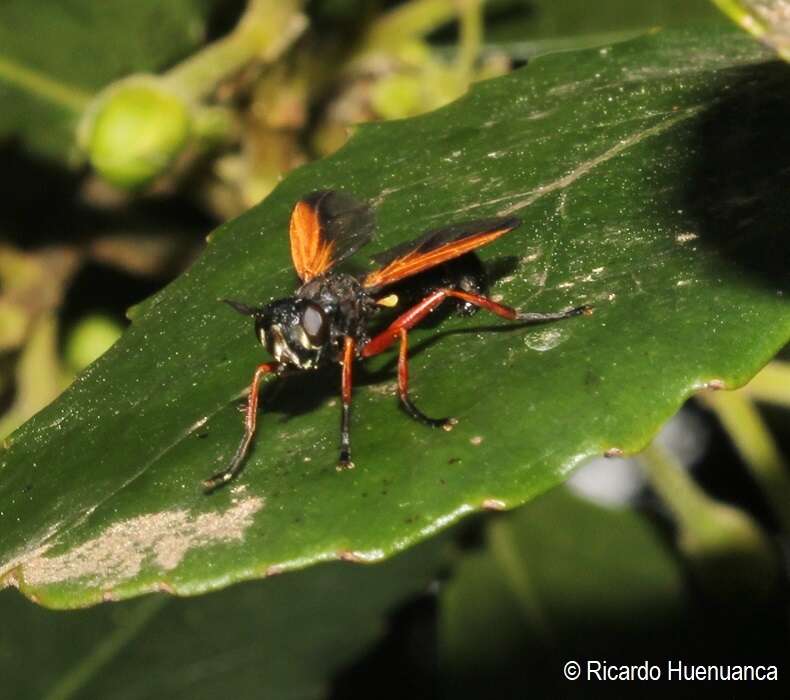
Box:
left=297, top=273, right=375, bottom=342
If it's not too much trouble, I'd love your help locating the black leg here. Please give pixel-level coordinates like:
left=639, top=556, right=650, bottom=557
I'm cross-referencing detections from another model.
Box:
left=339, top=402, right=352, bottom=467
left=397, top=329, right=457, bottom=431
left=515, top=305, right=592, bottom=323
left=338, top=336, right=355, bottom=469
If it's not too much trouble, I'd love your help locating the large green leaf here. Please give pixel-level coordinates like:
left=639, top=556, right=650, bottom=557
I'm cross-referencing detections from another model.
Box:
left=2, top=26, right=790, bottom=608
left=486, top=0, right=721, bottom=43
left=439, top=486, right=787, bottom=696
left=0, top=535, right=445, bottom=699
left=0, top=0, right=214, bottom=160
left=439, top=487, right=684, bottom=697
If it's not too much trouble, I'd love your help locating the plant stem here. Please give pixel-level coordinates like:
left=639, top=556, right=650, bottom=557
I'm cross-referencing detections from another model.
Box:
left=0, top=55, right=90, bottom=113
left=163, top=0, right=307, bottom=101
left=192, top=105, right=238, bottom=146
left=363, top=0, right=458, bottom=50
left=456, top=0, right=483, bottom=82
left=735, top=361, right=790, bottom=406
left=698, top=389, right=790, bottom=534
left=43, top=596, right=167, bottom=700
left=640, top=442, right=716, bottom=532
left=488, top=517, right=555, bottom=644
left=709, top=0, right=790, bottom=61
left=639, top=441, right=777, bottom=596
left=709, top=0, right=767, bottom=38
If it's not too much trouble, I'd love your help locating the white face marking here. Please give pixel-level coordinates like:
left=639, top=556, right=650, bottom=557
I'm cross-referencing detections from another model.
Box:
left=269, top=325, right=300, bottom=366
left=296, top=327, right=313, bottom=350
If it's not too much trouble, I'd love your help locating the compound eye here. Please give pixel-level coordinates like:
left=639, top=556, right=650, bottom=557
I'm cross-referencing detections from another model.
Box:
left=301, top=302, right=327, bottom=346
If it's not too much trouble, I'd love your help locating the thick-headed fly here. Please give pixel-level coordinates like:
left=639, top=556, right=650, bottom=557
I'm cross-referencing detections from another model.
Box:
left=203, top=191, right=592, bottom=492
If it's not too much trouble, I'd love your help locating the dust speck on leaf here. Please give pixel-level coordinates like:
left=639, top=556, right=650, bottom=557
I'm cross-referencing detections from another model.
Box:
left=368, top=381, right=398, bottom=397
left=482, top=498, right=506, bottom=511
left=15, top=496, right=264, bottom=589
left=337, top=549, right=385, bottom=563
left=675, top=231, right=698, bottom=244
left=704, top=378, right=726, bottom=391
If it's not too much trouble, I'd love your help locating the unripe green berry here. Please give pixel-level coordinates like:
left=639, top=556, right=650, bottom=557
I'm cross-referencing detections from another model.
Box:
left=65, top=314, right=123, bottom=372
left=86, top=79, right=191, bottom=189
left=370, top=74, right=424, bottom=120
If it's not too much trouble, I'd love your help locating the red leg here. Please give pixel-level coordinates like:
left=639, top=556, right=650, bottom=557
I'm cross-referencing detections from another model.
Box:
left=362, top=288, right=591, bottom=357
left=398, top=328, right=457, bottom=430
left=338, top=336, right=355, bottom=469
left=203, top=362, right=279, bottom=492
left=362, top=289, right=590, bottom=428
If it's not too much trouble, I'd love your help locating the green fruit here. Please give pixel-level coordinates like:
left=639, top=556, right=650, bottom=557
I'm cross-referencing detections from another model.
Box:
left=86, top=79, right=191, bottom=188
left=65, top=315, right=123, bottom=372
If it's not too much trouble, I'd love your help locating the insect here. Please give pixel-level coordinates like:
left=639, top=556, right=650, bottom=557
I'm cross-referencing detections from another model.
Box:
left=203, top=191, right=592, bottom=492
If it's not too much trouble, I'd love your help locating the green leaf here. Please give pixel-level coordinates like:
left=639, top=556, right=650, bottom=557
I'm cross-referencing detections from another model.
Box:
left=438, top=486, right=786, bottom=695
left=0, top=535, right=445, bottom=699
left=0, top=0, right=214, bottom=161
left=486, top=0, right=722, bottom=44
left=439, top=487, right=685, bottom=695
left=2, top=26, right=790, bottom=608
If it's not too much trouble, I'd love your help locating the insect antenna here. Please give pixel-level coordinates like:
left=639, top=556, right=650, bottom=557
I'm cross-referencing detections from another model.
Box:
left=222, top=299, right=262, bottom=316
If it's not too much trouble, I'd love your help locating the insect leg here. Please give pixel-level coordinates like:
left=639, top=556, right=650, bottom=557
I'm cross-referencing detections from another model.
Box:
left=338, top=336, right=356, bottom=470
left=448, top=289, right=592, bottom=324
left=362, top=290, right=590, bottom=428
left=203, top=362, right=279, bottom=493
left=363, top=289, right=451, bottom=357
left=397, top=328, right=457, bottom=431
left=363, top=288, right=591, bottom=357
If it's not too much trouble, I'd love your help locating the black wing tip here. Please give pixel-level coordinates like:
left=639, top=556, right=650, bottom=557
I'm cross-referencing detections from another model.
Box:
left=501, top=216, right=522, bottom=230
left=301, top=190, right=335, bottom=205
left=301, top=189, right=364, bottom=211
left=454, top=215, right=522, bottom=233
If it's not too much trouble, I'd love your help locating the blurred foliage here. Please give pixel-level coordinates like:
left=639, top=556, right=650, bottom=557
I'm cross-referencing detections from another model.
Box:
left=0, top=0, right=214, bottom=161
left=711, top=0, right=790, bottom=61
left=0, top=534, right=449, bottom=700
left=1, top=0, right=790, bottom=697
left=439, top=484, right=789, bottom=698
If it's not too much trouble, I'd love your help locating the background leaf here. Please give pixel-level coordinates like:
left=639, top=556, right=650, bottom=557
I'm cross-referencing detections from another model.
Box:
left=2, top=26, right=790, bottom=608
left=485, top=0, right=721, bottom=46
left=0, top=0, right=216, bottom=160
left=0, top=535, right=446, bottom=700
left=439, top=486, right=787, bottom=697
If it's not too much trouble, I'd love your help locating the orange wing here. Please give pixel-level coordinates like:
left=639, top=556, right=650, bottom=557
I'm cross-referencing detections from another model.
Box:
left=363, top=217, right=520, bottom=290
left=289, top=197, right=333, bottom=282
left=289, top=191, right=375, bottom=282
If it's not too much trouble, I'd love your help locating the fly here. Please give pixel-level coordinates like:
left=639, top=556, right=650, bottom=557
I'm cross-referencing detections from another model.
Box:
left=203, top=191, right=592, bottom=492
